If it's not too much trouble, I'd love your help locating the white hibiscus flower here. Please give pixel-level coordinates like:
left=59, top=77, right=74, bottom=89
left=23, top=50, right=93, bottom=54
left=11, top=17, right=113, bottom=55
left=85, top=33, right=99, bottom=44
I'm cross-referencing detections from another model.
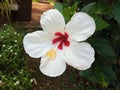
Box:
left=23, top=9, right=96, bottom=77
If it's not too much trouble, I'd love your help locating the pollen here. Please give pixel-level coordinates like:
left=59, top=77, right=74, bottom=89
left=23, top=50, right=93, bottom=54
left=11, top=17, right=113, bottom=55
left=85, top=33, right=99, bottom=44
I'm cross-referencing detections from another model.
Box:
left=46, top=49, right=57, bottom=60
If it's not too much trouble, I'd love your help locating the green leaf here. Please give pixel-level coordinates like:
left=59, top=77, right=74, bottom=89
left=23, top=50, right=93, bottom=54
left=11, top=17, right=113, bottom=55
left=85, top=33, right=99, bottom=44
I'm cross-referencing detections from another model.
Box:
left=80, top=68, right=106, bottom=85
left=62, top=2, right=78, bottom=23
left=92, top=15, right=109, bottom=31
left=81, top=2, right=96, bottom=14
left=92, top=71, right=105, bottom=84
left=112, top=3, right=120, bottom=25
left=97, top=55, right=116, bottom=64
left=91, top=37, right=116, bottom=57
left=111, top=22, right=120, bottom=40
left=80, top=68, right=93, bottom=77
left=54, top=2, right=63, bottom=13
left=62, top=7, right=72, bottom=22
left=94, top=0, right=110, bottom=15
left=81, top=1, right=110, bottom=15
left=100, top=66, right=116, bottom=80
left=71, top=2, right=78, bottom=12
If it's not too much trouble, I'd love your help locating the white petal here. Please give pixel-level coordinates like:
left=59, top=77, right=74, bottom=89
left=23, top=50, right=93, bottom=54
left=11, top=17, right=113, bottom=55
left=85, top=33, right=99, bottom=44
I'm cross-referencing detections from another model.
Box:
left=40, top=9, right=65, bottom=34
left=65, top=12, right=95, bottom=41
left=40, top=51, right=66, bottom=77
left=63, top=42, right=95, bottom=70
left=23, top=31, right=54, bottom=58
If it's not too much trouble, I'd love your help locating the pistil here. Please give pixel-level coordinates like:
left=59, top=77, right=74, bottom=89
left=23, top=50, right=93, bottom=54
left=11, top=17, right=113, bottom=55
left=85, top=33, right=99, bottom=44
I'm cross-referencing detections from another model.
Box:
left=52, top=32, right=70, bottom=50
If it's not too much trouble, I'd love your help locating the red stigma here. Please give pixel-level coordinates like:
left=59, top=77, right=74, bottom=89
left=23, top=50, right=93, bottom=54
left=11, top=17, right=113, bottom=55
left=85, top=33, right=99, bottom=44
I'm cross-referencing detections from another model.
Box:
left=52, top=32, right=70, bottom=50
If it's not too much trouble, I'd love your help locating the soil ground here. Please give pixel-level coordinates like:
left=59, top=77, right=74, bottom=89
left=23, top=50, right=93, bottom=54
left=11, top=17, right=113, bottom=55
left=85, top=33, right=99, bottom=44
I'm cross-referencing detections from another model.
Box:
left=27, top=55, right=80, bottom=90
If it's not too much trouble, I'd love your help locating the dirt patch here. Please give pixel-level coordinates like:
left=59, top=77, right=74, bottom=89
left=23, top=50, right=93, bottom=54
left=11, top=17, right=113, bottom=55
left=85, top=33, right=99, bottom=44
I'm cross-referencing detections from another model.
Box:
left=26, top=55, right=81, bottom=90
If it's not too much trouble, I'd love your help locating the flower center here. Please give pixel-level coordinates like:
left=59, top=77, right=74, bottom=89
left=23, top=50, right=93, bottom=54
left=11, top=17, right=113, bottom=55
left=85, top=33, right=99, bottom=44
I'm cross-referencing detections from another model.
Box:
left=46, top=49, right=56, bottom=60
left=52, top=32, right=70, bottom=50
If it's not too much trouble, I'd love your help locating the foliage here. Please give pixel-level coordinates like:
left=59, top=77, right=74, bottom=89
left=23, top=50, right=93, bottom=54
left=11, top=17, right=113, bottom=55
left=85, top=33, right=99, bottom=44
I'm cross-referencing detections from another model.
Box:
left=54, top=1, right=78, bottom=22
left=0, top=24, right=33, bottom=90
left=0, top=0, right=17, bottom=19
left=32, top=0, right=39, bottom=2
left=54, top=0, right=120, bottom=89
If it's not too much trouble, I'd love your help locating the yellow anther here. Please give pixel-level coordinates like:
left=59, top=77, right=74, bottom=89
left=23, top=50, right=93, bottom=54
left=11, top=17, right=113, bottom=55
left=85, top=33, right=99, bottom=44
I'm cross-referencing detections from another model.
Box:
left=46, top=49, right=56, bottom=60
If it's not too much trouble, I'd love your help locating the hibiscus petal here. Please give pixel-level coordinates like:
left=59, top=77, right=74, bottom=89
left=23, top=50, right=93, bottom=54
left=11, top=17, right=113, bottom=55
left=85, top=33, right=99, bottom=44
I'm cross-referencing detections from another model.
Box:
left=40, top=9, right=65, bottom=34
left=40, top=52, right=66, bottom=77
left=63, top=42, right=95, bottom=70
left=23, top=31, right=53, bottom=58
left=65, top=12, right=95, bottom=41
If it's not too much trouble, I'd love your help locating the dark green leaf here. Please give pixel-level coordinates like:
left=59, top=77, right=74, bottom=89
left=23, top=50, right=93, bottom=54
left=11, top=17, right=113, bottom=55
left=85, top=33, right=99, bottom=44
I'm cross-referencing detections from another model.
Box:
left=97, top=55, right=116, bottom=64
left=91, top=37, right=116, bottom=57
left=94, top=0, right=110, bottom=15
left=80, top=68, right=93, bottom=77
left=81, top=1, right=110, bottom=15
left=81, top=2, right=96, bottom=14
left=54, top=2, right=63, bottom=13
left=71, top=2, right=78, bottom=12
left=62, top=7, right=72, bottom=22
left=80, top=68, right=106, bottom=85
left=111, top=22, right=120, bottom=40
left=100, top=66, right=116, bottom=80
left=92, top=71, right=105, bottom=84
left=112, top=3, right=120, bottom=25
left=92, top=15, right=109, bottom=31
